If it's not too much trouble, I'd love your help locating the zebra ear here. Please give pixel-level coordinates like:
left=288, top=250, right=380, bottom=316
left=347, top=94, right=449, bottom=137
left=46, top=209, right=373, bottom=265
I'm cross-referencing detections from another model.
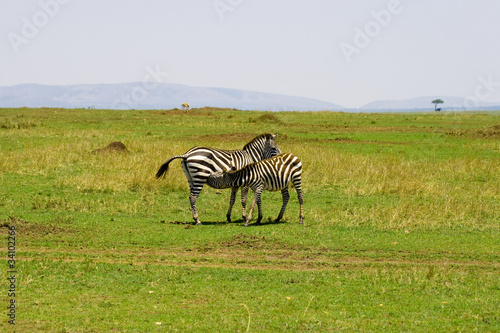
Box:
left=272, top=132, right=278, bottom=140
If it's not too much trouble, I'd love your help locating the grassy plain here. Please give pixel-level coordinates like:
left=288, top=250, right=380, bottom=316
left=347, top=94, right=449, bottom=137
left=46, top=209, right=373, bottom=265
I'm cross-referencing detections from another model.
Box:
left=1, top=107, right=499, bottom=332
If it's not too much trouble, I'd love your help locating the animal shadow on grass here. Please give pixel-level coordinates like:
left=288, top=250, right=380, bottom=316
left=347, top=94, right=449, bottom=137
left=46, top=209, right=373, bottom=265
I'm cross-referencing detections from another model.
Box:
left=164, top=219, right=244, bottom=226
left=164, top=218, right=286, bottom=227
left=245, top=219, right=287, bottom=227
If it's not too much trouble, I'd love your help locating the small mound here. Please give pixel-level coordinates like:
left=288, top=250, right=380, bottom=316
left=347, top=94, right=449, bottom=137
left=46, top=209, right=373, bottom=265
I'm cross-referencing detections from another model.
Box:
left=250, top=113, right=283, bottom=124
left=92, top=141, right=129, bottom=154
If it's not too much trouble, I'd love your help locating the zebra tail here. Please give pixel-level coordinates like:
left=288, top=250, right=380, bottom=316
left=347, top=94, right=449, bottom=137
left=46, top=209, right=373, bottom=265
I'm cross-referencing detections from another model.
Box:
left=156, top=155, right=186, bottom=179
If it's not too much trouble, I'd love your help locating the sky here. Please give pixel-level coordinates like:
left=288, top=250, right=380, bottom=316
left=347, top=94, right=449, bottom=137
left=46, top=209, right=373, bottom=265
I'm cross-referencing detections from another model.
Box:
left=2, top=0, right=500, bottom=108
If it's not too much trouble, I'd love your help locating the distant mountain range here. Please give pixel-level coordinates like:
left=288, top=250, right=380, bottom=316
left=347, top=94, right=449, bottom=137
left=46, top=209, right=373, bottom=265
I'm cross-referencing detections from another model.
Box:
left=0, top=83, right=342, bottom=112
left=0, top=83, right=499, bottom=112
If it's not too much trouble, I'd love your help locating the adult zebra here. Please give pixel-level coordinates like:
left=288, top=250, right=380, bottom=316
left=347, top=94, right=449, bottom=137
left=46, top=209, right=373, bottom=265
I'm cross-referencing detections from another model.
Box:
left=156, top=133, right=281, bottom=225
left=207, top=152, right=303, bottom=226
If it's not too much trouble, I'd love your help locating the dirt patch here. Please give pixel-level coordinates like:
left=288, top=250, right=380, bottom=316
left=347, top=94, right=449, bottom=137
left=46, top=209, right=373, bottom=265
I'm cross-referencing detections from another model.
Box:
left=151, top=109, right=191, bottom=116
left=0, top=217, right=73, bottom=237
left=445, top=125, right=500, bottom=139
left=219, top=234, right=270, bottom=249
left=91, top=141, right=129, bottom=154
left=151, top=107, right=224, bottom=116
left=190, top=132, right=257, bottom=145
left=214, top=233, right=304, bottom=251
left=329, top=137, right=402, bottom=145
left=16, top=246, right=500, bottom=272
left=197, top=107, right=237, bottom=112
left=279, top=135, right=401, bottom=145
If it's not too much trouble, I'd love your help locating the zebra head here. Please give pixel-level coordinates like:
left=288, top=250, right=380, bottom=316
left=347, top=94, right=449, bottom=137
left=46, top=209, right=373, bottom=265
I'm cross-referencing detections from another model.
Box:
left=263, top=133, right=281, bottom=160
left=243, top=133, right=281, bottom=162
left=206, top=168, right=234, bottom=189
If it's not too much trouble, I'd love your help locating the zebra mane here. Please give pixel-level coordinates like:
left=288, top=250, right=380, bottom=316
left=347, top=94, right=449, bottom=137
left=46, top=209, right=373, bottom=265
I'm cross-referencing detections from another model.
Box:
left=242, top=133, right=274, bottom=151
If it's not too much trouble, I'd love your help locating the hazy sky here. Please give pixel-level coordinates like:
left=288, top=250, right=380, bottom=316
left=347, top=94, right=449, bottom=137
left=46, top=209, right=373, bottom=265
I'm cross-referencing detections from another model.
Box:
left=2, top=0, right=500, bottom=108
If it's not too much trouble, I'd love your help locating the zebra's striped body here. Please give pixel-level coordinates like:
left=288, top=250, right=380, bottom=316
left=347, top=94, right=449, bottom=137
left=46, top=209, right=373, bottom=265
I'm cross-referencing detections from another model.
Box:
left=156, top=133, right=280, bottom=225
left=207, top=153, right=304, bottom=226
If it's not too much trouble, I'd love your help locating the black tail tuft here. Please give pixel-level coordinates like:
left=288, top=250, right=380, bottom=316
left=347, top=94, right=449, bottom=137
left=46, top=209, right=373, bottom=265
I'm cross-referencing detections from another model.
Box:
left=156, top=162, right=170, bottom=179
left=156, top=155, right=185, bottom=179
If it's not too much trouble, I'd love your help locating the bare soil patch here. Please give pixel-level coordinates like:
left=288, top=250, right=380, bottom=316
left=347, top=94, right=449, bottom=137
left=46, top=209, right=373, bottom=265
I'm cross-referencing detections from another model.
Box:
left=151, top=107, right=222, bottom=116
left=14, top=246, right=500, bottom=272
left=214, top=233, right=303, bottom=251
left=190, top=132, right=257, bottom=144
left=0, top=217, right=73, bottom=236
left=279, top=134, right=402, bottom=145
left=445, top=125, right=500, bottom=139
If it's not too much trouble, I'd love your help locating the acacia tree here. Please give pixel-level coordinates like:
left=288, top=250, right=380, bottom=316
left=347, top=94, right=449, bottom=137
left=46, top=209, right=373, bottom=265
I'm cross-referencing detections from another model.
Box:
left=432, top=99, right=444, bottom=111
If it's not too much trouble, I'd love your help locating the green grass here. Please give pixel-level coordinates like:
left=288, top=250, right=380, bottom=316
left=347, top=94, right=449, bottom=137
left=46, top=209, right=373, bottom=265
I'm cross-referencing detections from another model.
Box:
left=1, top=107, right=499, bottom=332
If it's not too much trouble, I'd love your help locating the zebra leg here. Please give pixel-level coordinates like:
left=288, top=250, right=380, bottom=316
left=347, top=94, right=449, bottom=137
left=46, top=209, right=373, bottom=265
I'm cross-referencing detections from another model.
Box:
left=275, top=188, right=290, bottom=222
left=189, top=189, right=202, bottom=225
left=245, top=194, right=256, bottom=227
left=241, top=186, right=250, bottom=221
left=181, top=159, right=194, bottom=189
left=244, top=195, right=256, bottom=227
left=297, top=188, right=304, bottom=224
left=226, top=187, right=239, bottom=223
left=245, top=187, right=262, bottom=227
left=255, top=188, right=263, bottom=225
left=182, top=160, right=204, bottom=225
left=247, top=185, right=264, bottom=226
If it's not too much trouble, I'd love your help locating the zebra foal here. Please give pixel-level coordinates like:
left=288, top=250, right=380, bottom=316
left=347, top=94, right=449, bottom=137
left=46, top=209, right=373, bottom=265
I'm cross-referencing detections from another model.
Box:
left=156, top=133, right=280, bottom=225
left=207, top=153, right=304, bottom=227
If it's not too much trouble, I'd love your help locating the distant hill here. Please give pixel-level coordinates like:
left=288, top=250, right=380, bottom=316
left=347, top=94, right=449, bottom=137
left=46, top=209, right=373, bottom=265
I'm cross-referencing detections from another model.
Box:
left=0, top=83, right=344, bottom=111
left=2, top=84, right=499, bottom=112
left=360, top=95, right=500, bottom=112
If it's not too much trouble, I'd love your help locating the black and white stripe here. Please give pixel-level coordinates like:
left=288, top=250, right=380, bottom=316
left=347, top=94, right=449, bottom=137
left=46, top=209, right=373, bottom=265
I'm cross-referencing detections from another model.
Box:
left=207, top=153, right=303, bottom=226
left=156, top=133, right=280, bottom=225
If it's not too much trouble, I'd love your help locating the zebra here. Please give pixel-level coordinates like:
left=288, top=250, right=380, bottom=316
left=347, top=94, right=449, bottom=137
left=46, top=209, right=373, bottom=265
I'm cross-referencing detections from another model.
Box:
left=156, top=133, right=281, bottom=225
left=207, top=152, right=304, bottom=227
